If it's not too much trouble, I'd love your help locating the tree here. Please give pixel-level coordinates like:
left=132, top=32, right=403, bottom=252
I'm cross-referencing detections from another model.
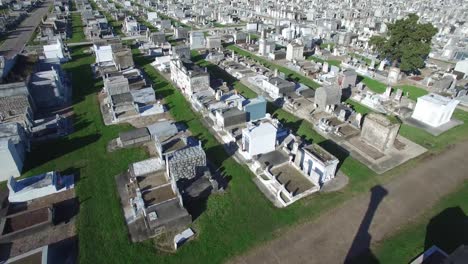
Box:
left=369, top=14, right=437, bottom=73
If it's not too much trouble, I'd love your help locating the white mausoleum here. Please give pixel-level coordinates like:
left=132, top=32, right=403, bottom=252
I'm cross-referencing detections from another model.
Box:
left=411, top=93, right=459, bottom=127
left=242, top=122, right=277, bottom=158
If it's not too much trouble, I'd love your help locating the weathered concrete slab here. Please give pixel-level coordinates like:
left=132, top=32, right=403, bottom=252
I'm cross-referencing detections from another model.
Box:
left=404, top=117, right=463, bottom=136
left=342, top=135, right=427, bottom=174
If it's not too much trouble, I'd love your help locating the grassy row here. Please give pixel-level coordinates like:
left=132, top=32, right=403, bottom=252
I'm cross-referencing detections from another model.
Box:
left=307, top=55, right=341, bottom=67
left=28, top=12, right=466, bottom=264
left=68, top=12, right=86, bottom=43
left=227, top=44, right=320, bottom=89
left=125, top=49, right=387, bottom=263
left=23, top=40, right=379, bottom=264
left=92, top=0, right=125, bottom=37
left=306, top=53, right=428, bottom=101
left=191, top=50, right=377, bottom=189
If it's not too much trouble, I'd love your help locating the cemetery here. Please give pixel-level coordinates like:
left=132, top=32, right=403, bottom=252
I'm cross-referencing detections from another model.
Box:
left=1, top=0, right=466, bottom=262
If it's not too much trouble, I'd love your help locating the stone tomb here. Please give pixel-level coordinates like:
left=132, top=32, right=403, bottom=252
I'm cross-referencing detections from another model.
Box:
left=405, top=93, right=463, bottom=136
left=360, top=113, right=399, bottom=153
left=342, top=113, right=427, bottom=174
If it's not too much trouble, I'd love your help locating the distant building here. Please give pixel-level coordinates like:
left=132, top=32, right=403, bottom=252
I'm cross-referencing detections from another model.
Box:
left=190, top=32, right=205, bottom=49
left=258, top=30, right=275, bottom=57
left=262, top=77, right=296, bottom=99
left=174, top=27, right=189, bottom=40
left=0, top=82, right=35, bottom=126
left=454, top=60, right=468, bottom=78
left=361, top=113, right=400, bottom=153
left=170, top=59, right=210, bottom=96
left=147, top=11, right=158, bottom=22
left=171, top=45, right=191, bottom=59
left=29, top=67, right=68, bottom=109
left=206, top=36, right=222, bottom=50
left=43, top=39, right=70, bottom=62
left=286, top=42, right=304, bottom=61
left=215, top=107, right=247, bottom=128
left=146, top=30, right=166, bottom=45
left=314, top=84, right=342, bottom=111
left=337, top=69, right=357, bottom=89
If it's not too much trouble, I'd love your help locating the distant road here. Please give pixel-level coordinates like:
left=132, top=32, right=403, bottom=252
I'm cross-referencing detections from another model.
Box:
left=0, top=0, right=53, bottom=58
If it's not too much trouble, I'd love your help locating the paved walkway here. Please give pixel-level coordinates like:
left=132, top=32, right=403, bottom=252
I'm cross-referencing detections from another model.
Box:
left=229, top=141, right=468, bottom=264
left=0, top=0, right=53, bottom=58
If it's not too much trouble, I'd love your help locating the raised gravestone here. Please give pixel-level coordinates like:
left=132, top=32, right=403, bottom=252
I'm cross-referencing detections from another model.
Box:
left=394, top=88, right=403, bottom=102
left=322, top=61, right=329, bottom=73
left=383, top=86, right=392, bottom=99
left=378, top=60, right=386, bottom=71
left=370, top=59, right=375, bottom=69
left=338, top=109, right=346, bottom=121
left=387, top=67, right=400, bottom=84
left=330, top=65, right=340, bottom=75
left=355, top=113, right=363, bottom=128
left=357, top=82, right=364, bottom=91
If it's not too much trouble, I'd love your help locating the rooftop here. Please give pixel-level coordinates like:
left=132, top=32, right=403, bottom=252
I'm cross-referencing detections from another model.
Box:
left=303, top=144, right=337, bottom=163
left=268, top=77, right=295, bottom=89
left=419, top=93, right=457, bottom=106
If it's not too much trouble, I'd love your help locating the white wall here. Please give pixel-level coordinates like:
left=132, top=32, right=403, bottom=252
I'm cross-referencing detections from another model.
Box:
left=261, top=80, right=280, bottom=99
left=455, top=60, right=468, bottom=77
left=412, top=96, right=459, bottom=127
left=0, top=140, right=22, bottom=181
left=301, top=150, right=337, bottom=185
left=243, top=124, right=276, bottom=157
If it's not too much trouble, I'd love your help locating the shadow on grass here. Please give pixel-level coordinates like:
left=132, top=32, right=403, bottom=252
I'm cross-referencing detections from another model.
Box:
left=318, top=139, right=350, bottom=171
left=352, top=205, right=468, bottom=264
left=424, top=207, right=468, bottom=254
left=23, top=133, right=101, bottom=172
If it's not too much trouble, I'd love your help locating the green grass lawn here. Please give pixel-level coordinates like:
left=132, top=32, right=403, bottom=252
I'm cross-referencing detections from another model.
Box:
left=21, top=18, right=468, bottom=264
left=191, top=50, right=378, bottom=192
left=361, top=77, right=428, bottom=101
left=353, top=181, right=468, bottom=264
left=153, top=11, right=192, bottom=29
left=91, top=0, right=126, bottom=37
left=399, top=109, right=468, bottom=151
left=393, top=84, right=429, bottom=101
left=308, top=55, right=341, bottom=67
left=68, top=13, right=86, bottom=43
left=308, top=55, right=428, bottom=102
left=349, top=52, right=374, bottom=65
left=226, top=45, right=468, bottom=152
left=228, top=45, right=320, bottom=89
left=20, top=42, right=384, bottom=264
left=320, top=43, right=335, bottom=49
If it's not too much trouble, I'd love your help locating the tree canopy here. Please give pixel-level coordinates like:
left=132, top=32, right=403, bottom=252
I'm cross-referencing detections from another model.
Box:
left=369, top=14, right=437, bottom=73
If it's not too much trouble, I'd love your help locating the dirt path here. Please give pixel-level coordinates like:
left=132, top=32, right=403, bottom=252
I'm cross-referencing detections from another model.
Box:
left=229, top=142, right=468, bottom=264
